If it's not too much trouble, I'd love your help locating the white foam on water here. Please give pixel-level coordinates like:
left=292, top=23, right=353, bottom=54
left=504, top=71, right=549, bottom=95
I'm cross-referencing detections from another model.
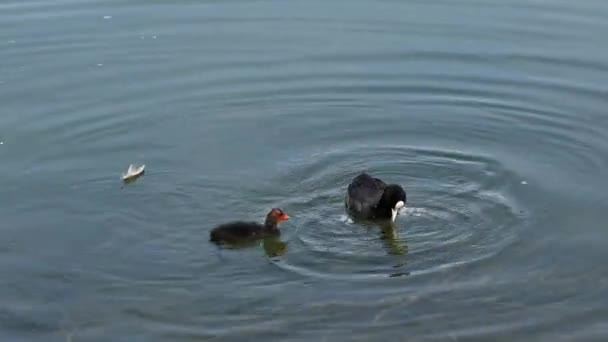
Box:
left=339, top=214, right=354, bottom=224
left=332, top=207, right=451, bottom=225
left=103, top=16, right=112, bottom=19
left=403, top=207, right=426, bottom=217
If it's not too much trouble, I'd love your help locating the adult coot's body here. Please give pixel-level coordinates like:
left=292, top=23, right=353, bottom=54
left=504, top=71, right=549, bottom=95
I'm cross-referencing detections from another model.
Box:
left=210, top=208, right=290, bottom=244
left=345, top=173, right=406, bottom=222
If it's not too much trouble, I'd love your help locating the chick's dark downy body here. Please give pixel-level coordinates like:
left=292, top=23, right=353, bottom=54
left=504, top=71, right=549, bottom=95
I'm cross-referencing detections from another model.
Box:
left=210, top=208, right=290, bottom=244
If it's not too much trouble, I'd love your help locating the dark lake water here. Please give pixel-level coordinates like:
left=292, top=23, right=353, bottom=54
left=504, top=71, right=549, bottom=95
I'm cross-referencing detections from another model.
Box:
left=2, top=0, right=608, bottom=340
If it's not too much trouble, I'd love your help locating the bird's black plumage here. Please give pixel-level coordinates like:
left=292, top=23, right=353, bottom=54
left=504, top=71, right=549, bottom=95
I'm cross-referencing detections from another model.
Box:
left=345, top=173, right=406, bottom=222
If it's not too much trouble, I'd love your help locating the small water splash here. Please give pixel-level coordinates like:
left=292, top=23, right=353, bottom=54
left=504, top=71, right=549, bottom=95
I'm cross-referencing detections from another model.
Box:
left=402, top=207, right=426, bottom=217
left=339, top=214, right=354, bottom=224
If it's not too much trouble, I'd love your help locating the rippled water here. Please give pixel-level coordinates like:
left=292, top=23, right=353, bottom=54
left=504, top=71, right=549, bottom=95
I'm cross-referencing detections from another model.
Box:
left=2, top=0, right=608, bottom=340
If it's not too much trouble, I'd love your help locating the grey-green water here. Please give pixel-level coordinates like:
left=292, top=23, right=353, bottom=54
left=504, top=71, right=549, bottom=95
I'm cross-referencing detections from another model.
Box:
left=2, top=0, right=608, bottom=341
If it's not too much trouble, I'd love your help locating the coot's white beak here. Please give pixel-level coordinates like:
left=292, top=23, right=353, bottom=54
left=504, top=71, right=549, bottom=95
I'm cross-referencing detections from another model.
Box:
left=391, top=201, right=405, bottom=222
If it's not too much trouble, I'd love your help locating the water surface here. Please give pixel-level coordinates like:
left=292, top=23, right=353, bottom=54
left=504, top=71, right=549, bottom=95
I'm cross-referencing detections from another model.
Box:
left=1, top=0, right=608, bottom=341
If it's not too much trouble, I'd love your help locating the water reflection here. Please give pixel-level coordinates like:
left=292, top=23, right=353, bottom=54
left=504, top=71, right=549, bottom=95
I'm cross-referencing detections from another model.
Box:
left=377, top=222, right=408, bottom=257
left=378, top=222, right=410, bottom=277
left=262, top=237, right=288, bottom=258
left=350, top=218, right=410, bottom=277
left=213, top=237, right=288, bottom=258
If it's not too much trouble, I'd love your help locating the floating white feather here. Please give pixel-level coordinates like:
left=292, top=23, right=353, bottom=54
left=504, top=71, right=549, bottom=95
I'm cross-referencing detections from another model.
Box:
left=122, top=164, right=145, bottom=181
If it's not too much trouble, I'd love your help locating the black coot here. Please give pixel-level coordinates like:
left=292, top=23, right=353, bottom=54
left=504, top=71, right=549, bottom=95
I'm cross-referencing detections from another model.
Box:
left=345, top=173, right=407, bottom=222
left=209, top=208, right=290, bottom=244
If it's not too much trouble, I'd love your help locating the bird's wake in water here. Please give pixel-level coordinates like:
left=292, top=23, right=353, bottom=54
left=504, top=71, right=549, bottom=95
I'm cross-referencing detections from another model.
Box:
left=403, top=207, right=427, bottom=217
left=339, top=207, right=430, bottom=222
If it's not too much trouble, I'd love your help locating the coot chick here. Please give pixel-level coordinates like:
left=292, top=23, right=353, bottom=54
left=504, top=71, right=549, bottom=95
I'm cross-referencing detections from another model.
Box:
left=209, top=208, right=290, bottom=244
left=345, top=173, right=406, bottom=222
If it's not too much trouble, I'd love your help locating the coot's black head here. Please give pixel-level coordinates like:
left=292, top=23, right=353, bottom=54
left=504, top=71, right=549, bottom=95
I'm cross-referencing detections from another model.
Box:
left=380, top=185, right=407, bottom=222
left=264, top=208, right=290, bottom=228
